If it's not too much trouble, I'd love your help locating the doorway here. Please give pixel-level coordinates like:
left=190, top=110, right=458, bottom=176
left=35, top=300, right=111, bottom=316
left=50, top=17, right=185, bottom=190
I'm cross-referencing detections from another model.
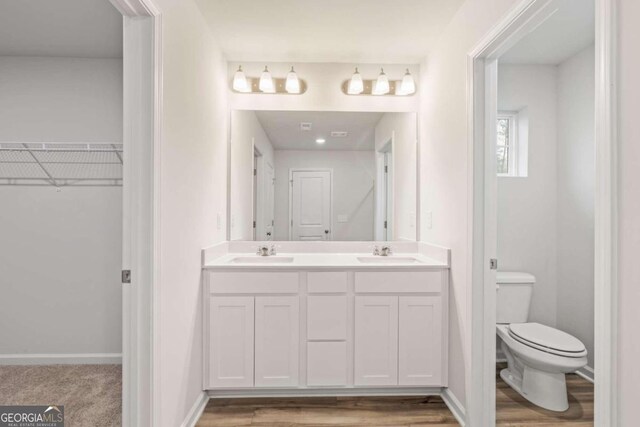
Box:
left=467, top=0, right=617, bottom=425
left=289, top=169, right=332, bottom=241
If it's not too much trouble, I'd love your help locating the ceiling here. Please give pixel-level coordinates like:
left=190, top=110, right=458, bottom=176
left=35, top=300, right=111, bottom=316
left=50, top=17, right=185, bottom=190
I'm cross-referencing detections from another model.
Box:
left=0, top=0, right=122, bottom=58
left=196, top=0, right=465, bottom=63
left=500, top=0, right=594, bottom=65
left=255, top=111, right=384, bottom=151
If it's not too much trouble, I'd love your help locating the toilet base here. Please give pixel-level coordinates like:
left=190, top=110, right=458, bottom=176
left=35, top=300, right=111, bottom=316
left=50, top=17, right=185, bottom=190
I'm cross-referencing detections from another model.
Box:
left=500, top=367, right=569, bottom=412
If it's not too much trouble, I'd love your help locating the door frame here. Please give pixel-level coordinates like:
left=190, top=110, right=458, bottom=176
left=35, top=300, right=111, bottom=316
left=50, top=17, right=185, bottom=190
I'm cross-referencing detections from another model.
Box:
left=288, top=168, right=333, bottom=240
left=466, top=0, right=617, bottom=425
left=108, top=1, right=161, bottom=426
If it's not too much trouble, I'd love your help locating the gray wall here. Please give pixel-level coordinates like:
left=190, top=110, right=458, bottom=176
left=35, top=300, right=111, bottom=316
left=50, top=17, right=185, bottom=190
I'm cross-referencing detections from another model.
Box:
left=0, top=56, right=123, bottom=357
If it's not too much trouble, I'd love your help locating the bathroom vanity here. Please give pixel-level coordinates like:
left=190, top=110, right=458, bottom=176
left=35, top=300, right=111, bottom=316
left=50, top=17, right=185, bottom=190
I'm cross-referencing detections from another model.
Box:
left=202, top=242, right=450, bottom=395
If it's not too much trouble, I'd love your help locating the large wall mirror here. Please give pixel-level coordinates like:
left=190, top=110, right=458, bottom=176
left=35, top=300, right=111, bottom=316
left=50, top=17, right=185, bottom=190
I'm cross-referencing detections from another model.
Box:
left=229, top=110, right=418, bottom=241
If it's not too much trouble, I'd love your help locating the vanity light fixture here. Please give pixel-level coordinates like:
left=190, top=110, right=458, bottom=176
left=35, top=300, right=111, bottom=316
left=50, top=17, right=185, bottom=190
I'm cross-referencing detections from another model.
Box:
left=315, top=138, right=326, bottom=144
left=259, top=66, right=275, bottom=93
left=347, top=67, right=364, bottom=95
left=232, top=65, right=249, bottom=92
left=398, top=68, right=416, bottom=95
left=285, top=66, right=301, bottom=94
left=373, top=68, right=390, bottom=95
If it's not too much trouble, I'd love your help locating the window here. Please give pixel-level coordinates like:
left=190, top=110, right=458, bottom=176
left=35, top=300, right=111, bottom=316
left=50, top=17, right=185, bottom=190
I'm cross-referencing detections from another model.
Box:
left=497, top=111, right=518, bottom=176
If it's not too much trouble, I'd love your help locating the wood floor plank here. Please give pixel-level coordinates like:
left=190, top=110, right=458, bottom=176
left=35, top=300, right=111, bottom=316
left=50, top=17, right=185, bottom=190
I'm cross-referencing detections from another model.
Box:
left=196, top=364, right=594, bottom=426
left=197, top=396, right=458, bottom=426
left=496, top=363, right=594, bottom=426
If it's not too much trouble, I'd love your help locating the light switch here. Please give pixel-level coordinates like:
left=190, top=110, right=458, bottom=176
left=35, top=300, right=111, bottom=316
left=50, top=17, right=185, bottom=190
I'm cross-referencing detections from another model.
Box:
left=337, top=215, right=348, bottom=223
left=216, top=213, right=222, bottom=230
left=425, top=211, right=433, bottom=229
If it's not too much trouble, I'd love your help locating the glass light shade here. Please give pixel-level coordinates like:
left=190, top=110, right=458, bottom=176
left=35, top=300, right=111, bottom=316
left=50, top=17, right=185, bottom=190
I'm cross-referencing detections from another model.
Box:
left=232, top=66, right=249, bottom=92
left=347, top=68, right=364, bottom=95
left=399, top=69, right=416, bottom=95
left=285, top=67, right=300, bottom=94
left=259, top=66, right=275, bottom=93
left=373, top=68, right=390, bottom=95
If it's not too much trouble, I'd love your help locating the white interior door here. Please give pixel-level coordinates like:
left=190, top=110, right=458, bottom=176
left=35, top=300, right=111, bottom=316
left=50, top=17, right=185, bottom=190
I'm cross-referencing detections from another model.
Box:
left=264, top=162, right=275, bottom=240
left=290, top=169, right=331, bottom=240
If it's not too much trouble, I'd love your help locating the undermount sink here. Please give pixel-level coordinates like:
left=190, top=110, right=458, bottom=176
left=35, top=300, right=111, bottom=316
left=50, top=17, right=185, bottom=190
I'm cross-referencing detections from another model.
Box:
left=230, top=256, right=294, bottom=264
left=357, top=256, right=423, bottom=264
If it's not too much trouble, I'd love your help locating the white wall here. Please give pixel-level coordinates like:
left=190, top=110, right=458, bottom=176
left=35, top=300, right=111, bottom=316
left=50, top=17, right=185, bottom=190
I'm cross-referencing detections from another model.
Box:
left=617, top=0, right=640, bottom=423
left=497, top=65, right=559, bottom=328
left=556, top=45, right=595, bottom=368
left=0, top=187, right=122, bottom=355
left=154, top=0, right=228, bottom=425
left=0, top=56, right=123, bottom=358
left=273, top=150, right=375, bottom=241
left=375, top=113, right=418, bottom=241
left=0, top=57, right=122, bottom=142
left=418, top=0, right=521, bottom=412
left=230, top=110, right=275, bottom=240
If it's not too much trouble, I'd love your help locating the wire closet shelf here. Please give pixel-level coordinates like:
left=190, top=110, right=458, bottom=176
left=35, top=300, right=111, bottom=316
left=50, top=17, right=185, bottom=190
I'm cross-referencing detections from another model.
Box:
left=0, top=142, right=123, bottom=187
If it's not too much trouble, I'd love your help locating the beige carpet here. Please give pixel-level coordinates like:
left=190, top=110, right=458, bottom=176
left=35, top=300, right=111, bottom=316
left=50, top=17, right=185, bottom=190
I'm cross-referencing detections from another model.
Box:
left=0, top=364, right=122, bottom=426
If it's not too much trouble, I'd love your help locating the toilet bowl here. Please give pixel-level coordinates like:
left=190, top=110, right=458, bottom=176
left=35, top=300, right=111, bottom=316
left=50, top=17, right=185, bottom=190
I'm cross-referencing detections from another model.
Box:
left=497, top=323, right=587, bottom=411
left=496, top=272, right=588, bottom=412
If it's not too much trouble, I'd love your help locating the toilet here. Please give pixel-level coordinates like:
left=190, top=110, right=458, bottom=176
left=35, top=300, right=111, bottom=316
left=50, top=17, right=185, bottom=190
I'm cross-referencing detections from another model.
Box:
left=496, top=271, right=587, bottom=412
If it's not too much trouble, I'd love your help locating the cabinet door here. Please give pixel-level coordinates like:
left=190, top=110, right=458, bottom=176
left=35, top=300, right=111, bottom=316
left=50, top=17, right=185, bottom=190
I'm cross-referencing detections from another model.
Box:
left=209, top=297, right=254, bottom=388
left=398, top=296, right=442, bottom=385
left=255, top=296, right=300, bottom=387
left=354, top=296, right=398, bottom=386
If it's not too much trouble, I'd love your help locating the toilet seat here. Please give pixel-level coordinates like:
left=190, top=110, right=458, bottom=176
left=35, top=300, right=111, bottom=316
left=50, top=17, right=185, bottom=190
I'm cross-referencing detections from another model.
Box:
left=508, top=323, right=587, bottom=358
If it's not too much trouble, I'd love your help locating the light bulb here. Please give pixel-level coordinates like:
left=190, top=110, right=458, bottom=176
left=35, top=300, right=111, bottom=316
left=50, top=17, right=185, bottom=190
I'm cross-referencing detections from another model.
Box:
left=285, top=66, right=300, bottom=94
left=232, top=65, right=249, bottom=92
left=399, top=68, right=416, bottom=95
left=373, top=68, right=390, bottom=95
left=348, top=67, right=364, bottom=95
left=259, top=66, right=275, bottom=93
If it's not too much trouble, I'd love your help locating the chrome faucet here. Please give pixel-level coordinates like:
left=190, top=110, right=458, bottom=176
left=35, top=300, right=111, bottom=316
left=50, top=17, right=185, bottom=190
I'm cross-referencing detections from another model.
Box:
left=380, top=245, right=392, bottom=256
left=256, top=244, right=276, bottom=256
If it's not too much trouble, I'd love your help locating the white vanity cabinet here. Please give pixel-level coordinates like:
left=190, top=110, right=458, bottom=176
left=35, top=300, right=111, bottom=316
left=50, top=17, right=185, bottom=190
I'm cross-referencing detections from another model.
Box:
left=204, top=267, right=448, bottom=393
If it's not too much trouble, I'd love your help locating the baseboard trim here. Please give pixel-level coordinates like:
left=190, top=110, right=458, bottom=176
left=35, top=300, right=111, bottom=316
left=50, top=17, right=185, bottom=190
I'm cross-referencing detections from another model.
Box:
left=180, top=391, right=209, bottom=427
left=576, top=366, right=595, bottom=383
left=208, top=387, right=443, bottom=398
left=441, top=388, right=466, bottom=426
left=0, top=353, right=122, bottom=365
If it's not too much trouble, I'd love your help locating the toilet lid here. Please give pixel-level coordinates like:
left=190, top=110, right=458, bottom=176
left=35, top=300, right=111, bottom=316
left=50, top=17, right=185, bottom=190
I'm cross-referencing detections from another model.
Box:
left=509, top=323, right=587, bottom=357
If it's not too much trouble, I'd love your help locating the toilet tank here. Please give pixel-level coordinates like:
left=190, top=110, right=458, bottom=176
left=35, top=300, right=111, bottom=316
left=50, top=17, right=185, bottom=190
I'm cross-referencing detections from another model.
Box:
left=496, top=271, right=535, bottom=324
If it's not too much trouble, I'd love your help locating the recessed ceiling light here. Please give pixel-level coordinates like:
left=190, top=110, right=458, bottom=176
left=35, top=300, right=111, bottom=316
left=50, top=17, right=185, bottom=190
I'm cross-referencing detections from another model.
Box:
left=315, top=138, right=326, bottom=144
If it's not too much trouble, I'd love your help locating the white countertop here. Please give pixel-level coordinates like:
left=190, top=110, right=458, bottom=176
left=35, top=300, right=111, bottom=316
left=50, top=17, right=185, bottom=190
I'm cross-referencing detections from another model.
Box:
left=203, top=252, right=448, bottom=269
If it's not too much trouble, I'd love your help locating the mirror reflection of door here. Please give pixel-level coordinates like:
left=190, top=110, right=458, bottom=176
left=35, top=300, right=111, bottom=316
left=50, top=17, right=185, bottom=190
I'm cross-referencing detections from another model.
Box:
left=376, top=139, right=393, bottom=241
left=253, top=148, right=275, bottom=241
left=264, top=162, right=275, bottom=240
left=253, top=148, right=259, bottom=240
left=290, top=169, right=331, bottom=241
